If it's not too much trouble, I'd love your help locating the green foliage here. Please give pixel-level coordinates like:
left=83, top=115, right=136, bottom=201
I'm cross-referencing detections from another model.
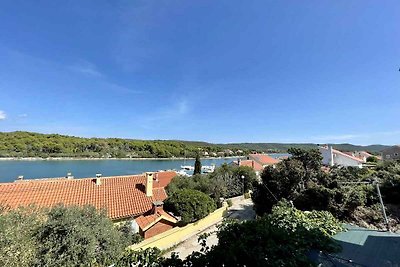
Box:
left=367, top=156, right=378, bottom=163
left=193, top=153, right=202, bottom=175
left=0, top=131, right=243, bottom=158
left=35, top=205, right=126, bottom=267
left=377, top=161, right=400, bottom=204
left=252, top=148, right=389, bottom=224
left=117, top=221, right=143, bottom=245
left=0, top=207, right=43, bottom=267
left=177, top=204, right=341, bottom=267
left=226, top=199, right=233, bottom=207
left=252, top=158, right=306, bottom=214
left=115, top=204, right=342, bottom=267
left=164, top=189, right=216, bottom=224
left=270, top=201, right=343, bottom=245
left=1, top=131, right=387, bottom=158
left=115, top=248, right=164, bottom=267
left=167, top=164, right=257, bottom=207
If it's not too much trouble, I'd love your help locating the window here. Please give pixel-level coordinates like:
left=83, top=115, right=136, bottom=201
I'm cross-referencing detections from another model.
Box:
left=395, top=153, right=399, bottom=156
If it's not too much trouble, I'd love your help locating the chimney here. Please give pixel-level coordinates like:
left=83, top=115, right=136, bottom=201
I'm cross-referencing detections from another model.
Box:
left=66, top=172, right=74, bottom=179
left=152, top=200, right=164, bottom=214
left=252, top=160, right=255, bottom=169
left=145, top=172, right=154, bottom=197
left=95, top=173, right=102, bottom=186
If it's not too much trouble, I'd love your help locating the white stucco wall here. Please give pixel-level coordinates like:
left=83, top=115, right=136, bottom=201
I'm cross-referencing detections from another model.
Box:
left=319, top=147, right=362, bottom=168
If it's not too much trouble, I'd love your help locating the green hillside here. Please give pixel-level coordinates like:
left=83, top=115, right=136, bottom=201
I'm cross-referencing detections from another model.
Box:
left=0, top=131, right=389, bottom=158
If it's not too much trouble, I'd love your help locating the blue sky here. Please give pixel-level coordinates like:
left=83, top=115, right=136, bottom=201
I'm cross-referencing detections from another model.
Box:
left=0, top=1, right=399, bottom=145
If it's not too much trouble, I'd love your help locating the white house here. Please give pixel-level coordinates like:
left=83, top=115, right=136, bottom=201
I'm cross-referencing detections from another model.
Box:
left=318, top=146, right=364, bottom=168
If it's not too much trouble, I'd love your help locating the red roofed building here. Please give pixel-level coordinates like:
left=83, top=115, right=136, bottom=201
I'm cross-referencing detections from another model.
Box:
left=135, top=200, right=178, bottom=239
left=232, top=154, right=280, bottom=175
left=248, top=154, right=280, bottom=166
left=319, top=146, right=364, bottom=168
left=0, top=171, right=178, bottom=238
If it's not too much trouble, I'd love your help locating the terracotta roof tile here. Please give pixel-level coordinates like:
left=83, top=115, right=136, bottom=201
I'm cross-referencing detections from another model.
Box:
left=0, top=172, right=175, bottom=220
left=153, top=171, right=177, bottom=188
left=238, top=160, right=264, bottom=172
left=135, top=209, right=177, bottom=231
left=249, top=154, right=280, bottom=165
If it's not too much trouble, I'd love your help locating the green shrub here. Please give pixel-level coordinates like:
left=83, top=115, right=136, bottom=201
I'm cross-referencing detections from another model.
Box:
left=117, top=221, right=143, bottom=245
left=227, top=199, right=233, bottom=207
left=165, top=189, right=216, bottom=224
left=0, top=207, right=43, bottom=267
left=35, top=205, right=126, bottom=267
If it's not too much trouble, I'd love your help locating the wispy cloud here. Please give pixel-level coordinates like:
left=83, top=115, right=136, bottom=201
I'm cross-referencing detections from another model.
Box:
left=18, top=113, right=28, bottom=118
left=69, top=60, right=103, bottom=77
left=0, top=110, right=6, bottom=120
left=137, top=98, right=190, bottom=129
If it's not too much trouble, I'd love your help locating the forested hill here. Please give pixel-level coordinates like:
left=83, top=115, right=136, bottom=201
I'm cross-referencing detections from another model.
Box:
left=0, top=131, right=389, bottom=158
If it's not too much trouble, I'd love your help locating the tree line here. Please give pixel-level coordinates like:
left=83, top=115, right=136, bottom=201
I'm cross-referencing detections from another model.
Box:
left=0, top=131, right=244, bottom=158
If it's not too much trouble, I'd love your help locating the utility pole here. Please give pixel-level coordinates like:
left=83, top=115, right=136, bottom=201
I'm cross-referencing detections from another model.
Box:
left=241, top=175, right=245, bottom=197
left=374, top=179, right=390, bottom=232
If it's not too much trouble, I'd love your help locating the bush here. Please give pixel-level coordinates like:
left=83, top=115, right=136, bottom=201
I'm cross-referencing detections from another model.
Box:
left=0, top=207, right=43, bottom=267
left=115, top=248, right=163, bottom=267
left=35, top=205, right=126, bottom=267
left=185, top=203, right=341, bottom=267
left=117, top=221, right=143, bottom=245
left=227, top=199, right=233, bottom=207
left=270, top=201, right=343, bottom=241
left=165, top=189, right=216, bottom=224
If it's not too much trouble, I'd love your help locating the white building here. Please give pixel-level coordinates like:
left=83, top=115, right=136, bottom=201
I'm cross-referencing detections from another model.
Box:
left=318, top=146, right=364, bottom=168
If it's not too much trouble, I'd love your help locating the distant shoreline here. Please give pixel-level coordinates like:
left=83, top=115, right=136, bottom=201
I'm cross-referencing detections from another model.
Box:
left=0, top=156, right=243, bottom=161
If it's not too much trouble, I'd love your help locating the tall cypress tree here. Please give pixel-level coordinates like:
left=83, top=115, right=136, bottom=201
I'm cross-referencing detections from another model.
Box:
left=194, top=153, right=202, bottom=175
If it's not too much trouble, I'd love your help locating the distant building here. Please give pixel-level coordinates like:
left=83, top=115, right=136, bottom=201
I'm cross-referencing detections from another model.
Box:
left=232, top=153, right=280, bottom=176
left=0, top=171, right=178, bottom=239
left=343, top=151, right=374, bottom=163
left=382, top=145, right=400, bottom=161
left=319, top=146, right=364, bottom=168
left=247, top=153, right=280, bottom=167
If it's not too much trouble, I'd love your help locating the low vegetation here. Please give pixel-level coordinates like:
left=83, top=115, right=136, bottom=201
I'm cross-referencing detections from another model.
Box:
left=164, top=189, right=216, bottom=224
left=252, top=148, right=400, bottom=230
left=0, top=205, right=139, bottom=267
left=167, top=164, right=257, bottom=206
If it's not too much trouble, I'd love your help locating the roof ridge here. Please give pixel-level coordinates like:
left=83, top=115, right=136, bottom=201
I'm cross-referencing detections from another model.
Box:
left=0, top=173, right=146, bottom=185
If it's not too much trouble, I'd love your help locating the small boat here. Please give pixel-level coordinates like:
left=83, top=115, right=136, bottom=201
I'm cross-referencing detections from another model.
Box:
left=181, top=165, right=194, bottom=171
left=176, top=170, right=190, bottom=176
left=202, top=165, right=215, bottom=173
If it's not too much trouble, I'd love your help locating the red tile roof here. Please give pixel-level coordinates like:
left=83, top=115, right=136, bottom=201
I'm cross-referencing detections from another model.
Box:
left=0, top=171, right=176, bottom=220
left=135, top=209, right=177, bottom=231
left=153, top=171, right=177, bottom=188
left=248, top=154, right=280, bottom=165
left=238, top=160, right=264, bottom=172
